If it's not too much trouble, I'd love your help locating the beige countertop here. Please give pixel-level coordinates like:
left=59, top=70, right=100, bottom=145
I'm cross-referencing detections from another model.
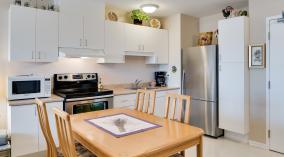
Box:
left=104, top=84, right=180, bottom=96
left=8, top=94, right=64, bottom=106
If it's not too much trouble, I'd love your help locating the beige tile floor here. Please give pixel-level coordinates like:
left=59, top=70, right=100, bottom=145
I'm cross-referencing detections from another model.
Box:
left=21, top=136, right=284, bottom=157
left=186, top=137, right=284, bottom=157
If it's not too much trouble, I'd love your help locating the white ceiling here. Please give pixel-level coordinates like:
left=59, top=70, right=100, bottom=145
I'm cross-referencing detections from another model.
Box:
left=104, top=0, right=248, bottom=17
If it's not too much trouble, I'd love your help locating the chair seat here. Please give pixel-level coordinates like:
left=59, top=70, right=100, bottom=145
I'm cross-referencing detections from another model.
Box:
left=57, top=142, right=96, bottom=157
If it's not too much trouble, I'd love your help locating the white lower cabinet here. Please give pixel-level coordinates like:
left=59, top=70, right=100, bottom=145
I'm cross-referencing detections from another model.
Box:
left=8, top=102, right=63, bottom=157
left=113, top=89, right=180, bottom=117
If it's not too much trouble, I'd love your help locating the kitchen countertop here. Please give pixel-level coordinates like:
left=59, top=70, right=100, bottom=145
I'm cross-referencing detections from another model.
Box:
left=8, top=94, right=64, bottom=106
left=104, top=84, right=180, bottom=96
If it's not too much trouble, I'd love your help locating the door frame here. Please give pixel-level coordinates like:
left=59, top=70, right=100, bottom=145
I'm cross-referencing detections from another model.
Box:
left=266, top=14, right=282, bottom=150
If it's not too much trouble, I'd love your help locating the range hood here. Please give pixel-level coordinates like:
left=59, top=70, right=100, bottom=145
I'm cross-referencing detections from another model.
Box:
left=59, top=47, right=105, bottom=58
left=124, top=51, right=155, bottom=57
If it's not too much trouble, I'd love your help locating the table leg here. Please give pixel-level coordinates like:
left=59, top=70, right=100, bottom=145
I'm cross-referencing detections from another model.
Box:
left=197, top=136, right=203, bottom=157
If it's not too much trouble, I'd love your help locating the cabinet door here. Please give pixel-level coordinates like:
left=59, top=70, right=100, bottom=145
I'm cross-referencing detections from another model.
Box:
left=219, top=62, right=248, bottom=134
left=59, top=13, right=83, bottom=49
left=83, top=0, right=105, bottom=50
left=36, top=10, right=59, bottom=62
left=142, top=27, right=155, bottom=53
left=155, top=29, right=169, bottom=64
left=125, top=24, right=143, bottom=52
left=39, top=102, right=63, bottom=151
left=218, top=17, right=248, bottom=62
left=10, top=105, right=38, bottom=157
left=9, top=5, right=36, bottom=62
left=114, top=94, right=136, bottom=109
left=101, top=21, right=125, bottom=63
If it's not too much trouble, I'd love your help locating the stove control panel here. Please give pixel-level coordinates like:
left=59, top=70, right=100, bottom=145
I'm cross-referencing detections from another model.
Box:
left=56, top=73, right=97, bottom=81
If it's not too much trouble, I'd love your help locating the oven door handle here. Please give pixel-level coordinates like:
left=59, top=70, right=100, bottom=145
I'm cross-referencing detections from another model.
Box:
left=65, top=95, right=114, bottom=102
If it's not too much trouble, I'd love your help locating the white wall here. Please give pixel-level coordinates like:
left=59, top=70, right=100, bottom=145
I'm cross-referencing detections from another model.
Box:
left=249, top=0, right=284, bottom=144
left=0, top=0, right=158, bottom=129
left=199, top=13, right=224, bottom=32
left=199, top=7, right=248, bottom=32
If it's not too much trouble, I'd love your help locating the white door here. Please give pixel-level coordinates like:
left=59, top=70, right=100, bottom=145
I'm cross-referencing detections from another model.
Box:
left=83, top=0, right=105, bottom=50
left=39, top=102, right=63, bottom=151
left=59, top=13, right=83, bottom=48
left=36, top=9, right=58, bottom=62
left=269, top=19, right=284, bottom=153
left=104, top=21, right=125, bottom=63
left=125, top=24, right=143, bottom=52
left=9, top=5, right=36, bottom=62
left=10, top=105, right=38, bottom=157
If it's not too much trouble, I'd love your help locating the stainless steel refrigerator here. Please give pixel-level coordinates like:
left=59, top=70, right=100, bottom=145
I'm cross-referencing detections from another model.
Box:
left=182, top=45, right=224, bottom=137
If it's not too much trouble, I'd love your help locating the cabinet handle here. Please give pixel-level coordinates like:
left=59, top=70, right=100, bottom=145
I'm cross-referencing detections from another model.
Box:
left=38, top=51, right=41, bottom=59
left=85, top=39, right=88, bottom=47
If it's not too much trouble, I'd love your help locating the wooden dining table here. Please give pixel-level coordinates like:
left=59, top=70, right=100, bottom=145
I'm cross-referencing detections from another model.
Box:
left=70, top=108, right=204, bottom=157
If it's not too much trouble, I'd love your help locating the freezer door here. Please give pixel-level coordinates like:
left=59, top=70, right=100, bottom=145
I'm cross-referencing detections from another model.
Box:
left=182, top=45, right=218, bottom=102
left=190, top=99, right=223, bottom=137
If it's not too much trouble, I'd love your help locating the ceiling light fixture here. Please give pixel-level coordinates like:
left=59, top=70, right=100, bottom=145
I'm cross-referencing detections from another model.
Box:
left=140, top=4, right=159, bottom=13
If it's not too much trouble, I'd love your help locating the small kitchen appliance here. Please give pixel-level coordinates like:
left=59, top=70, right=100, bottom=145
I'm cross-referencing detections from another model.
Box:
left=8, top=75, right=51, bottom=100
left=155, top=71, right=167, bottom=87
left=53, top=73, right=113, bottom=114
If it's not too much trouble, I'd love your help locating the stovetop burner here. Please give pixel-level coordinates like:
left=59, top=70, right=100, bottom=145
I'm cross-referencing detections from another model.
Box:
left=53, top=73, right=113, bottom=100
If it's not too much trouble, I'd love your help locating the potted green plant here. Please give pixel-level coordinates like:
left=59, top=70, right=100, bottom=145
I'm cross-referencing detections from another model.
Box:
left=130, top=9, right=150, bottom=25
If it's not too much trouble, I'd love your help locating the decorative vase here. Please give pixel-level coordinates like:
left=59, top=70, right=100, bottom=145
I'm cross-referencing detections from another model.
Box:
left=133, top=19, right=143, bottom=25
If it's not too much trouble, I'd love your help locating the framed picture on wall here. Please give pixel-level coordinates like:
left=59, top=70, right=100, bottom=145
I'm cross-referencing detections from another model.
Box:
left=249, top=44, right=266, bottom=69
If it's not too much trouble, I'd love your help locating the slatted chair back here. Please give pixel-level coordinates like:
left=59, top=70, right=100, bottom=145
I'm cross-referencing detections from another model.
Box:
left=135, top=89, right=157, bottom=115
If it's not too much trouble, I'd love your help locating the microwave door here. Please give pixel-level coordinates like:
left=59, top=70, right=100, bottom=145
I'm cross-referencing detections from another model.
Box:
left=9, top=80, right=42, bottom=100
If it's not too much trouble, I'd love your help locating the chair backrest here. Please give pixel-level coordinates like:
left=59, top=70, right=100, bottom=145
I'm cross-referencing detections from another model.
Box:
left=164, top=94, right=191, bottom=124
left=135, top=89, right=157, bottom=115
left=35, top=98, right=57, bottom=157
left=53, top=108, right=77, bottom=157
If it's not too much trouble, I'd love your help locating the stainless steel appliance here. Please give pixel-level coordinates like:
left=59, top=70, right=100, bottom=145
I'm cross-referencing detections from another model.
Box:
left=54, top=73, right=113, bottom=114
left=8, top=75, right=51, bottom=100
left=182, top=45, right=224, bottom=137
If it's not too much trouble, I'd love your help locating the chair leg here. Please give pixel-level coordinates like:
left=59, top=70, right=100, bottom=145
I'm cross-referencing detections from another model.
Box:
left=181, top=150, right=185, bottom=156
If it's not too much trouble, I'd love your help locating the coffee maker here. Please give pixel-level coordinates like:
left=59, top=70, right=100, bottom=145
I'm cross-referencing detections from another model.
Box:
left=155, top=71, right=167, bottom=87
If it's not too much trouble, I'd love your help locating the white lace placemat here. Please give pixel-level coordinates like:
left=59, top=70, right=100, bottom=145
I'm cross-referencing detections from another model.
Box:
left=86, top=113, right=161, bottom=138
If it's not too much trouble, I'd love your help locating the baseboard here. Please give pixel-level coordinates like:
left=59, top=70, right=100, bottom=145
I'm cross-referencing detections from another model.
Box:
left=224, top=130, right=249, bottom=143
left=249, top=140, right=269, bottom=150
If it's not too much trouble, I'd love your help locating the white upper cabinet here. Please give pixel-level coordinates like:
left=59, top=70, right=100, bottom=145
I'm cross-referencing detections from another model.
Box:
left=36, top=9, right=59, bottom=62
left=59, top=0, right=105, bottom=50
left=97, top=21, right=125, bottom=63
left=218, top=16, right=249, bottom=63
left=146, top=29, right=169, bottom=64
left=9, top=5, right=58, bottom=62
left=9, top=5, right=36, bottom=62
left=125, top=24, right=155, bottom=53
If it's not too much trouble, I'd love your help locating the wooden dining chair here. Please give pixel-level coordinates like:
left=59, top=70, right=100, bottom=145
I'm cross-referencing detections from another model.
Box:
left=53, top=108, right=96, bottom=157
left=135, top=89, right=157, bottom=115
left=164, top=94, right=191, bottom=157
left=35, top=98, right=58, bottom=157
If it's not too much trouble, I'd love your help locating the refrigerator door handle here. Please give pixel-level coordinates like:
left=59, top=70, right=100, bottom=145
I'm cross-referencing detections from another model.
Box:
left=182, top=70, right=186, bottom=94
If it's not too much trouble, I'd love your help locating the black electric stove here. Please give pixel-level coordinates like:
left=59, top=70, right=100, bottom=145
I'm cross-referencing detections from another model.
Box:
left=54, top=73, right=113, bottom=114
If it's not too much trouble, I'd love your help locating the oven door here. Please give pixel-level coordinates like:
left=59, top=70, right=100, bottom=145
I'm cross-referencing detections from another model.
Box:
left=65, top=96, right=113, bottom=114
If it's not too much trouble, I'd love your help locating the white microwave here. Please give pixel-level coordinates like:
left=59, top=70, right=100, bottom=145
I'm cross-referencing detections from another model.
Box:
left=8, top=75, right=51, bottom=100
